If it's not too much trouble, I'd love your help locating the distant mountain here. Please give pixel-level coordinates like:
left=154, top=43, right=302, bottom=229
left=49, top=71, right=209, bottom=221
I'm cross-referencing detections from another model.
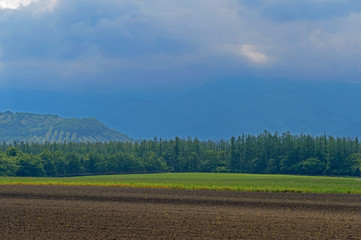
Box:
left=2, top=79, right=361, bottom=139
left=0, top=111, right=128, bottom=143
left=337, top=120, right=361, bottom=138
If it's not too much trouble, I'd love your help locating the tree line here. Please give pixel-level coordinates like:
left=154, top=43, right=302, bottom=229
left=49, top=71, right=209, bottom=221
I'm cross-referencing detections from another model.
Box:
left=0, top=131, right=361, bottom=177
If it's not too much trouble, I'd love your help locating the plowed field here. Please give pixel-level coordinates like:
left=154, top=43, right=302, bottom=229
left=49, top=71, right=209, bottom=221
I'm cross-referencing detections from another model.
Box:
left=1, top=185, right=361, bottom=239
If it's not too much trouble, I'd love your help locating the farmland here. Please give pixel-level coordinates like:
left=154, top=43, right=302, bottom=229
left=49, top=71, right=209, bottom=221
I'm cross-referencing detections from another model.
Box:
left=1, top=173, right=361, bottom=194
left=1, top=173, right=361, bottom=239
left=1, top=185, right=361, bottom=239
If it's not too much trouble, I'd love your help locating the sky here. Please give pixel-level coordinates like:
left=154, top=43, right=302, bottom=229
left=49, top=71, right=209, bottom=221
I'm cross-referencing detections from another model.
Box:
left=1, top=0, right=361, bottom=138
left=1, top=0, right=361, bottom=91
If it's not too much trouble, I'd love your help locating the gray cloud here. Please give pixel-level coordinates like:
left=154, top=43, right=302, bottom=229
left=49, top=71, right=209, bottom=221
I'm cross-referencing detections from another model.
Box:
left=1, top=0, right=361, bottom=90
left=0, top=0, right=193, bottom=61
left=241, top=0, right=361, bottom=21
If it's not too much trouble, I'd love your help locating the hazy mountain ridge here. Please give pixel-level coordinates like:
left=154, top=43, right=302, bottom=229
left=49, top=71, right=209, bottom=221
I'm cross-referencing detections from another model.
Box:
left=2, top=80, right=361, bottom=139
left=0, top=111, right=128, bottom=143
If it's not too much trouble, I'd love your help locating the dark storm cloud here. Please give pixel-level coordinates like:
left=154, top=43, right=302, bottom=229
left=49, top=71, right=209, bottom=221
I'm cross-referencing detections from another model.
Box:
left=1, top=0, right=361, bottom=90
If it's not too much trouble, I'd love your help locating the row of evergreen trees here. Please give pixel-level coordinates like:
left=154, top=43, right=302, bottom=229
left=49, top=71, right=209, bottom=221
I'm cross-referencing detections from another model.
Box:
left=1, top=131, right=361, bottom=177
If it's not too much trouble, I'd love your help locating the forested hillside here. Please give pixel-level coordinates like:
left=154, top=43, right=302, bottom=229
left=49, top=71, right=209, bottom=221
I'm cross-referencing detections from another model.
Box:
left=4, top=80, right=361, bottom=139
left=0, top=132, right=360, bottom=177
left=0, top=111, right=128, bottom=143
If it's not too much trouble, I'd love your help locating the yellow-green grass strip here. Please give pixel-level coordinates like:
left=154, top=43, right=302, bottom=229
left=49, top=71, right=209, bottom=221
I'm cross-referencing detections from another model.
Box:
left=1, top=173, right=361, bottom=194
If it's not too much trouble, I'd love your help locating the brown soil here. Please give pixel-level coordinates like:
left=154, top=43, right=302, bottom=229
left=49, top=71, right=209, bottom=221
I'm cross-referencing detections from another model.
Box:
left=1, top=185, right=361, bottom=239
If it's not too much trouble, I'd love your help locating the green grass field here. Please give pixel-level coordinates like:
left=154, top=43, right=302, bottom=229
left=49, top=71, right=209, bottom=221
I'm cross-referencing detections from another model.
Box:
left=1, top=173, right=361, bottom=194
